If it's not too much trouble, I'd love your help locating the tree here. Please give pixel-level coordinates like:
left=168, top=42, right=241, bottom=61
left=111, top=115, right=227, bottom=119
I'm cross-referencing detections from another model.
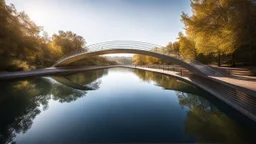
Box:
left=171, top=41, right=180, bottom=55
left=0, top=0, right=42, bottom=70
left=181, top=0, right=256, bottom=66
left=181, top=0, right=225, bottom=66
left=0, top=1, right=116, bottom=71
left=177, top=32, right=197, bottom=60
left=133, top=54, right=146, bottom=65
left=51, top=31, right=86, bottom=55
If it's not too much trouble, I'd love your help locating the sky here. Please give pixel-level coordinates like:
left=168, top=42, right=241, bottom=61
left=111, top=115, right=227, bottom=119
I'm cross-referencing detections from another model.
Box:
left=6, top=0, right=192, bottom=46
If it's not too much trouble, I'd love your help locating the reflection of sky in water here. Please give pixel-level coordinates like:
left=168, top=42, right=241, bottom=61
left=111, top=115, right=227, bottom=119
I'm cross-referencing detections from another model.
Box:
left=1, top=68, right=255, bottom=143
left=15, top=68, right=192, bottom=142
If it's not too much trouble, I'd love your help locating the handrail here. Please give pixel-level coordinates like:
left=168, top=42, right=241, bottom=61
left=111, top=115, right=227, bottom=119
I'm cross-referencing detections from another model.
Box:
left=53, top=41, right=223, bottom=77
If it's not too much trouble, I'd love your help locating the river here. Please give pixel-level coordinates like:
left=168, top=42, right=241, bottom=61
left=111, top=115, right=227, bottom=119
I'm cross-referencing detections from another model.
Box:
left=0, top=68, right=255, bottom=143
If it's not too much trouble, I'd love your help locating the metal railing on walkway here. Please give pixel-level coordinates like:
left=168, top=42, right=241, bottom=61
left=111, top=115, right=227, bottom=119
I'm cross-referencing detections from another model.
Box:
left=137, top=65, right=192, bottom=77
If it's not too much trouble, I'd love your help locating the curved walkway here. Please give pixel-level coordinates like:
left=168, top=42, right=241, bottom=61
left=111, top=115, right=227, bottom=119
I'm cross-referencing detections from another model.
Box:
left=54, top=40, right=222, bottom=77
left=132, top=66, right=256, bottom=123
left=0, top=65, right=255, bottom=122
left=55, top=49, right=208, bottom=77
left=0, top=66, right=117, bottom=80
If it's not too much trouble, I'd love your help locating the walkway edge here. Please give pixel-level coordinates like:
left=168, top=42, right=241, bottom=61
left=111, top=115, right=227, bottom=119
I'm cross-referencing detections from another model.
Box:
left=0, top=66, right=117, bottom=80
left=209, top=76, right=256, bottom=97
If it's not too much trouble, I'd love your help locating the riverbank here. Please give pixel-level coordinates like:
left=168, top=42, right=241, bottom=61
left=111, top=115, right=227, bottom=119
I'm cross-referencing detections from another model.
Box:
left=0, top=66, right=118, bottom=80
left=132, top=66, right=256, bottom=123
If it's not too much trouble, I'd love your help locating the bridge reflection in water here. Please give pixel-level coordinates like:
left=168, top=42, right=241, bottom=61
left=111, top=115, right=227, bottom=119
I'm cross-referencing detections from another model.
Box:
left=51, top=69, right=107, bottom=90
left=0, top=69, right=107, bottom=143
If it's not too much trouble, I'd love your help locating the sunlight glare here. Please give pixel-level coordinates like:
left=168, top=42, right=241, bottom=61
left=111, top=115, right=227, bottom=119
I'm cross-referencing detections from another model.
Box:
left=29, top=9, right=48, bottom=26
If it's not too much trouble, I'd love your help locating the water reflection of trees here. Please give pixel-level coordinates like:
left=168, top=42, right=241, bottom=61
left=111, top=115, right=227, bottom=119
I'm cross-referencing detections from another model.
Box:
left=134, top=69, right=201, bottom=95
left=134, top=69, right=255, bottom=143
left=0, top=69, right=106, bottom=143
left=0, top=79, right=51, bottom=143
left=177, top=92, right=256, bottom=143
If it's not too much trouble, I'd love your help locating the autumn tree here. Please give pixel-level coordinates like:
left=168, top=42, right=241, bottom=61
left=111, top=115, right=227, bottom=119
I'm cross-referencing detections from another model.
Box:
left=133, top=54, right=146, bottom=65
left=0, top=0, right=42, bottom=70
left=0, top=1, right=116, bottom=71
left=177, top=32, right=197, bottom=60
left=181, top=0, right=256, bottom=66
left=51, top=31, right=86, bottom=55
left=172, top=42, right=180, bottom=53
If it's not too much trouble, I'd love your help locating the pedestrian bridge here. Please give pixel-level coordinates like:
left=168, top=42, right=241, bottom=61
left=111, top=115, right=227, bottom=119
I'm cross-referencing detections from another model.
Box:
left=54, top=40, right=222, bottom=77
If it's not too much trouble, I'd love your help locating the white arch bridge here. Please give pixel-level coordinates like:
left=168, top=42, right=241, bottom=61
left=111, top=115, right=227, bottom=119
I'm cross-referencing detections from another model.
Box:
left=54, top=40, right=222, bottom=77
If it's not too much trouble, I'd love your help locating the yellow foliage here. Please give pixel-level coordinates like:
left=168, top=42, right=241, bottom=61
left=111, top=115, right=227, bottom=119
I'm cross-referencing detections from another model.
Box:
left=11, top=59, right=35, bottom=70
left=48, top=41, right=63, bottom=56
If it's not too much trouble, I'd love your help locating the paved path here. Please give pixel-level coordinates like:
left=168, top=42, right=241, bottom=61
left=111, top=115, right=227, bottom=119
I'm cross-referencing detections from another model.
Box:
left=0, top=65, right=118, bottom=80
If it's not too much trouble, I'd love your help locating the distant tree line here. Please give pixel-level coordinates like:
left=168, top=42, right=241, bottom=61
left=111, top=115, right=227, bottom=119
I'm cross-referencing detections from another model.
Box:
left=133, top=0, right=256, bottom=67
left=0, top=0, right=116, bottom=71
left=133, top=47, right=174, bottom=65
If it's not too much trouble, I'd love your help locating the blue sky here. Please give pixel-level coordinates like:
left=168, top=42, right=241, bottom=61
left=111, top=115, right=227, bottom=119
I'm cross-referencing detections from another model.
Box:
left=6, top=0, right=192, bottom=46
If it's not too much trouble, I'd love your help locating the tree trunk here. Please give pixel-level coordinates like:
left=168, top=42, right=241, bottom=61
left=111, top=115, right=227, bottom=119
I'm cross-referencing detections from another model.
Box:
left=194, top=48, right=198, bottom=61
left=218, top=51, right=221, bottom=67
left=231, top=53, right=236, bottom=67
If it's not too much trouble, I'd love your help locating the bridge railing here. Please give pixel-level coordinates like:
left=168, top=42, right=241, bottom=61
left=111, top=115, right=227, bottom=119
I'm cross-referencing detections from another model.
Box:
left=137, top=65, right=192, bottom=76
left=54, top=40, right=223, bottom=77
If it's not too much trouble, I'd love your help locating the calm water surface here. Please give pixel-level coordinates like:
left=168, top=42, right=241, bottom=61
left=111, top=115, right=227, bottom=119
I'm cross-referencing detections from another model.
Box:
left=0, top=68, right=255, bottom=143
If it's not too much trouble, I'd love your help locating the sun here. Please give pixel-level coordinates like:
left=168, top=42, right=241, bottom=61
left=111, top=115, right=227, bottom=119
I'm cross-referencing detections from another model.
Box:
left=29, top=9, right=48, bottom=26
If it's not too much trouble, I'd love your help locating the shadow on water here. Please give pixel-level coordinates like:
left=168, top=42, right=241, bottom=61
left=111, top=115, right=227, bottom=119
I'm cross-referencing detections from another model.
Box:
left=0, top=69, right=106, bottom=143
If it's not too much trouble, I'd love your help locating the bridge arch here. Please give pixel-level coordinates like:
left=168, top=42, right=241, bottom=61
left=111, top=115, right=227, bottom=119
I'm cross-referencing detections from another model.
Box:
left=54, top=40, right=221, bottom=77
